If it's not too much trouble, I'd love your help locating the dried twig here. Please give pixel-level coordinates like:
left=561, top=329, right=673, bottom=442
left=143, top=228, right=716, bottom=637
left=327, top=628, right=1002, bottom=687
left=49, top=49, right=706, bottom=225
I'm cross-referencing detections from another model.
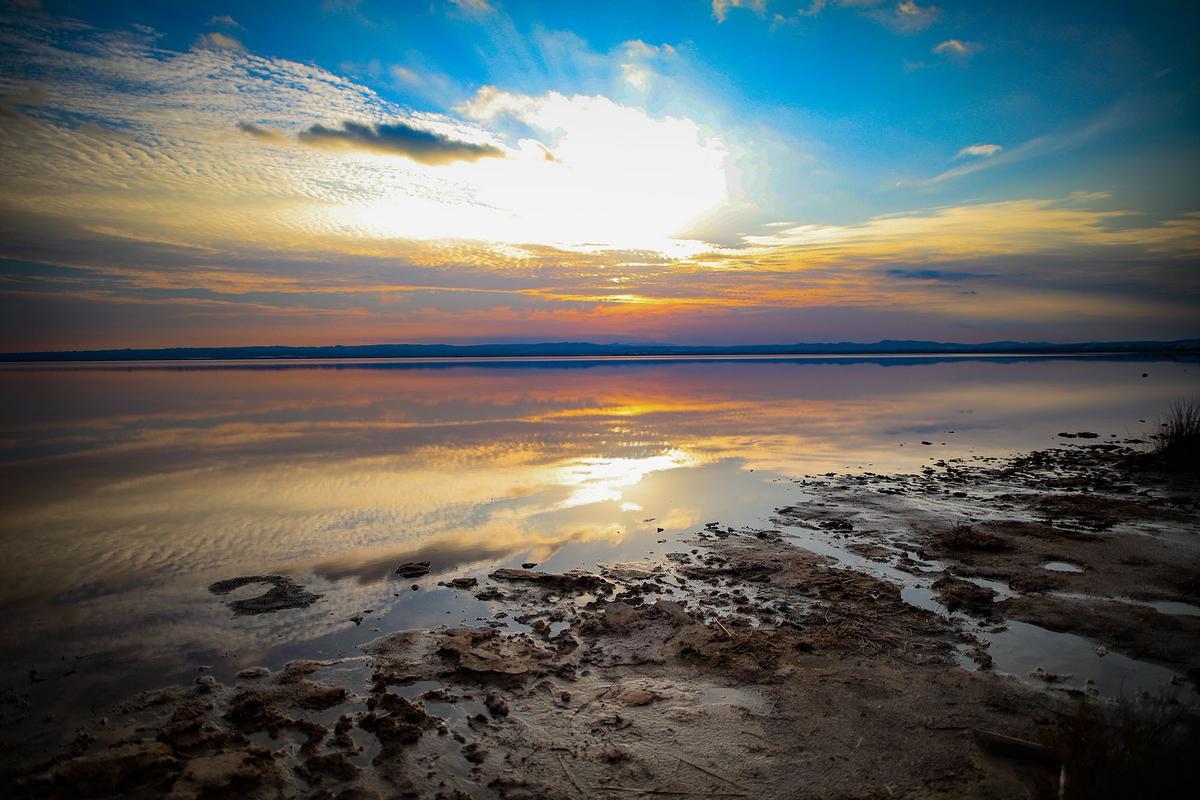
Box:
left=676, top=756, right=748, bottom=793
left=557, top=753, right=587, bottom=795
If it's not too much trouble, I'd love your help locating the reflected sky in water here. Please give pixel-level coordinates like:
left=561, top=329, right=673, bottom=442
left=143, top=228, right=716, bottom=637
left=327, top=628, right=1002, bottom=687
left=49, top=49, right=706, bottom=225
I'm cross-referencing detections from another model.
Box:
left=0, top=356, right=1196, bottom=710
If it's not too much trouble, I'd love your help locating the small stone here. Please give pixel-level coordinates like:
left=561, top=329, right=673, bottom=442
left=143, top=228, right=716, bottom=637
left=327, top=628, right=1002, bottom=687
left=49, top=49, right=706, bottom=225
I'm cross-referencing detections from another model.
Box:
left=395, top=561, right=431, bottom=578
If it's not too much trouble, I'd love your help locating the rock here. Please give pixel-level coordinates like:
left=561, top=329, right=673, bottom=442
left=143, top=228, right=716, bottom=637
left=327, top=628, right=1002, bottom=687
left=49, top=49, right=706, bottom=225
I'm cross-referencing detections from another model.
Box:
left=462, top=741, right=486, bottom=763
left=488, top=568, right=611, bottom=592
left=934, top=525, right=1013, bottom=552
left=53, top=741, right=178, bottom=796
left=208, top=575, right=322, bottom=615
left=359, top=694, right=437, bottom=746
left=614, top=687, right=657, bottom=706
left=295, top=751, right=360, bottom=786
left=194, top=675, right=219, bottom=693
left=484, top=693, right=509, bottom=716
left=442, top=577, right=478, bottom=589
left=438, top=627, right=544, bottom=676
left=165, top=750, right=283, bottom=800
left=932, top=576, right=997, bottom=614
left=603, top=747, right=631, bottom=762
left=395, top=561, right=431, bottom=578
left=521, top=562, right=538, bottom=569
left=236, top=667, right=271, bottom=681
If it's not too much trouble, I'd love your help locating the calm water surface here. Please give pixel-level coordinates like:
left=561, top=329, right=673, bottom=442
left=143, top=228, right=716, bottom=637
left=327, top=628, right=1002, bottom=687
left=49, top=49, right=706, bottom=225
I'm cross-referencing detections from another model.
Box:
left=0, top=356, right=1196, bottom=737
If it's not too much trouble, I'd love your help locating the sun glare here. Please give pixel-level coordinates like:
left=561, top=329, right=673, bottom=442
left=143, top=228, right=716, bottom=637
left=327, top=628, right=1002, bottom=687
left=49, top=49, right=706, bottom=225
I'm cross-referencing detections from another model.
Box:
left=325, top=91, right=729, bottom=253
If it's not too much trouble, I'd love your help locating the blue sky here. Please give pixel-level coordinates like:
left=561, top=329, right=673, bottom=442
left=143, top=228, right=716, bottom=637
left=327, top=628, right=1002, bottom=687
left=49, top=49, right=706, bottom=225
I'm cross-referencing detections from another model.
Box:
left=0, top=1, right=1197, bottom=347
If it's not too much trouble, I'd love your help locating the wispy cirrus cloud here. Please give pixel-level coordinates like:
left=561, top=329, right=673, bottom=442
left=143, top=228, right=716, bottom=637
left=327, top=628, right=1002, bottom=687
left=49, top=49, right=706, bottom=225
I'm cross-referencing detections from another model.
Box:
left=447, top=0, right=495, bottom=15
left=954, top=143, right=1001, bottom=159
left=207, top=15, right=243, bottom=31
left=920, top=99, right=1141, bottom=185
left=715, top=1, right=939, bottom=34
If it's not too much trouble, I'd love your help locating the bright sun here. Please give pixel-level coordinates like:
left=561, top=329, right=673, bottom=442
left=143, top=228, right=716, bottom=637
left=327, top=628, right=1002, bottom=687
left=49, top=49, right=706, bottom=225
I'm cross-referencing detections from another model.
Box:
left=327, top=91, right=729, bottom=254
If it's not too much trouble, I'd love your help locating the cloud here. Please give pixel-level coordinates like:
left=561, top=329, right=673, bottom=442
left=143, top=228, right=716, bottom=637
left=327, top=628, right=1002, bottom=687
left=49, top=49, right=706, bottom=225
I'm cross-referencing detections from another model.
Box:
left=932, top=38, right=981, bottom=61
left=321, top=0, right=372, bottom=26
left=621, top=63, right=652, bottom=90
left=193, top=32, right=244, bottom=52
left=712, top=0, right=766, bottom=23
left=448, top=0, right=495, bottom=15
left=954, top=143, right=1001, bottom=159
left=886, top=268, right=995, bottom=281
left=296, top=120, right=505, bottom=164
left=922, top=100, right=1137, bottom=185
left=853, top=0, right=940, bottom=34
left=617, top=40, right=675, bottom=91
left=717, top=1, right=939, bottom=34
left=741, top=194, right=1200, bottom=262
left=207, top=15, right=243, bottom=30
left=389, top=65, right=421, bottom=86
left=236, top=122, right=287, bottom=144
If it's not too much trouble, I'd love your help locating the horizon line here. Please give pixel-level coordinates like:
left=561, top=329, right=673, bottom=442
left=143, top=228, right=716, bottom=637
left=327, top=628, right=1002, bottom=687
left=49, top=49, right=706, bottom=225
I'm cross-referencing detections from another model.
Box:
left=5, top=337, right=1200, bottom=363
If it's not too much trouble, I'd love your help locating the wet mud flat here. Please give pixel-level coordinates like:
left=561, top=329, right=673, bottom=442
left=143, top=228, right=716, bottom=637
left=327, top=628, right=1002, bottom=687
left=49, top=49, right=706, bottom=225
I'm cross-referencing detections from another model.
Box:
left=7, top=443, right=1200, bottom=799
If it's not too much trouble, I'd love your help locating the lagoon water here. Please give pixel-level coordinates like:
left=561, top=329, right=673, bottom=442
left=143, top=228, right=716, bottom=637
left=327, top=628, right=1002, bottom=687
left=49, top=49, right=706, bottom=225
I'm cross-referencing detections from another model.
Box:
left=1, top=355, right=1196, bottom=743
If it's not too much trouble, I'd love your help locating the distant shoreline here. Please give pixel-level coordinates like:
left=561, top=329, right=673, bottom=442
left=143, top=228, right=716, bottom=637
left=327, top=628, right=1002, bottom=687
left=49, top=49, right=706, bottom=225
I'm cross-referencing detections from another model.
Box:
left=3, top=338, right=1199, bottom=363
left=2, top=352, right=1199, bottom=370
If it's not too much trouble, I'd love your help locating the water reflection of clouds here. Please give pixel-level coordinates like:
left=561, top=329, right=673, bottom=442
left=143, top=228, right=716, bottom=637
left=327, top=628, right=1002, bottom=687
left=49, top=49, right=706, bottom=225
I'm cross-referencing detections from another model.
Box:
left=1, top=359, right=1195, bottom=721
left=1, top=359, right=1195, bottom=647
left=555, top=450, right=699, bottom=508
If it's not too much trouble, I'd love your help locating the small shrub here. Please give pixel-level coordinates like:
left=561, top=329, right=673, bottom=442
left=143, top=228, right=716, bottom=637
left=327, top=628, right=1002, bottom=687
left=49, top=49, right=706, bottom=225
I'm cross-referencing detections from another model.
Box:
left=937, top=523, right=1013, bottom=551
left=1152, top=398, right=1200, bottom=470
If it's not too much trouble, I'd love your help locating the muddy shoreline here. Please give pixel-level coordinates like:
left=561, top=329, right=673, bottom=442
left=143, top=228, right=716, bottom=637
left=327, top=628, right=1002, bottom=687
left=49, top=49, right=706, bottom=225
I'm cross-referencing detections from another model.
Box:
left=6, top=442, right=1200, bottom=798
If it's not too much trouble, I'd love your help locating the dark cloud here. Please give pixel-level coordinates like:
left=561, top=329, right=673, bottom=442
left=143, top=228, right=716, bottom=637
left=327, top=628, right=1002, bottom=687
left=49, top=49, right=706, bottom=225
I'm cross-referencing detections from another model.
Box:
left=236, top=121, right=287, bottom=143
left=296, top=120, right=504, bottom=165
left=886, top=268, right=993, bottom=282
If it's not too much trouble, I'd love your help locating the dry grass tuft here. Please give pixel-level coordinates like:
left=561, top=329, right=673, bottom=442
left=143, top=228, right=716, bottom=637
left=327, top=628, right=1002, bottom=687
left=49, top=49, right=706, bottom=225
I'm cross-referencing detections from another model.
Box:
left=1152, top=397, right=1200, bottom=471
left=936, top=523, right=1013, bottom=551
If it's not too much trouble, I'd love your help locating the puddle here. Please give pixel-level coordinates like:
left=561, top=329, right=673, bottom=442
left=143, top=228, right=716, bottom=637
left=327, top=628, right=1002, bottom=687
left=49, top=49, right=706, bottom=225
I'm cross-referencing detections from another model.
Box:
left=1140, top=599, right=1200, bottom=617
left=1050, top=592, right=1200, bottom=618
left=779, top=507, right=1194, bottom=703
left=962, top=576, right=1019, bottom=600
left=984, top=620, right=1197, bottom=703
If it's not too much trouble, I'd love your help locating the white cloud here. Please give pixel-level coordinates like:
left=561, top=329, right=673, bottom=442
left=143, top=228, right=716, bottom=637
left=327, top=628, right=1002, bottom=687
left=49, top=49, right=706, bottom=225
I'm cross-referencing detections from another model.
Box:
left=715, top=1, right=939, bottom=34
left=207, top=15, right=243, bottom=31
left=933, top=38, right=981, bottom=60
left=621, top=62, right=651, bottom=90
left=193, top=31, right=244, bottom=52
left=457, top=88, right=729, bottom=248
left=389, top=65, right=421, bottom=86
left=954, top=143, right=1001, bottom=159
left=712, top=0, right=767, bottom=23
left=0, top=22, right=731, bottom=257
left=448, top=0, right=495, bottom=15
left=922, top=99, right=1139, bottom=185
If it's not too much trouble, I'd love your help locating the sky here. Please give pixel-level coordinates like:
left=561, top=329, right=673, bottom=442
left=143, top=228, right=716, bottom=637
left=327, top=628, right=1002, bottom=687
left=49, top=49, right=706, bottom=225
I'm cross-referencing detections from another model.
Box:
left=0, top=0, right=1197, bottom=349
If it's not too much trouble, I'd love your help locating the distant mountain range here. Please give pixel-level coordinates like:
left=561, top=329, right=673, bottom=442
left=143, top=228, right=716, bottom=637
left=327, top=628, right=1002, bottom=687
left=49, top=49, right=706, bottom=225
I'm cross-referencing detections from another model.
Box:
left=4, top=339, right=1200, bottom=362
